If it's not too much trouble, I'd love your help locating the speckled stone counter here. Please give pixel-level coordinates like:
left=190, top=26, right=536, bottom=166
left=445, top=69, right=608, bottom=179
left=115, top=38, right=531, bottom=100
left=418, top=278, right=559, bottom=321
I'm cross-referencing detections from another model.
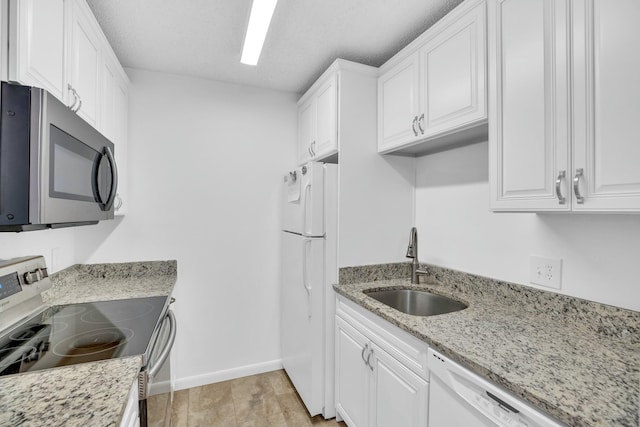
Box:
left=335, top=263, right=640, bottom=427
left=0, top=260, right=177, bottom=427
left=0, top=357, right=142, bottom=427
left=43, top=260, right=177, bottom=305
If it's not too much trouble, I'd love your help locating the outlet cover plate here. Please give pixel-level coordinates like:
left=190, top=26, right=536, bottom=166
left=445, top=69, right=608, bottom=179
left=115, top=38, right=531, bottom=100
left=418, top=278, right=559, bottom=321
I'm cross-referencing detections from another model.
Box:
left=529, top=256, right=562, bottom=289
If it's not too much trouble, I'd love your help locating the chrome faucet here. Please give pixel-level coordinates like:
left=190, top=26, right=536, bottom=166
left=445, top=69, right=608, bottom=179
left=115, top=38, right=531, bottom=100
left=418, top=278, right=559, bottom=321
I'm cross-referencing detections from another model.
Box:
left=406, top=227, right=428, bottom=284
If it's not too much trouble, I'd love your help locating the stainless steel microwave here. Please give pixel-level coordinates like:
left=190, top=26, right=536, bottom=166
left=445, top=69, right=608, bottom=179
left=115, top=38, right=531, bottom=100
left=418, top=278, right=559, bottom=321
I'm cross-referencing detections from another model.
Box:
left=0, top=82, right=118, bottom=232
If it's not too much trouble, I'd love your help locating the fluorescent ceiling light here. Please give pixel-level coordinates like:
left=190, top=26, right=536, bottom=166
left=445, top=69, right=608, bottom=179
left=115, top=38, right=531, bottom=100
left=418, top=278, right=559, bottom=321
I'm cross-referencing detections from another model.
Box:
left=241, top=0, right=279, bottom=65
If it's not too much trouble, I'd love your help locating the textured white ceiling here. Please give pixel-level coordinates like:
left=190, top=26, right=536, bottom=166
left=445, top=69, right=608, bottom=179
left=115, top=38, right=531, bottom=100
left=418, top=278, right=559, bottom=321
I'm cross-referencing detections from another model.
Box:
left=86, top=0, right=464, bottom=94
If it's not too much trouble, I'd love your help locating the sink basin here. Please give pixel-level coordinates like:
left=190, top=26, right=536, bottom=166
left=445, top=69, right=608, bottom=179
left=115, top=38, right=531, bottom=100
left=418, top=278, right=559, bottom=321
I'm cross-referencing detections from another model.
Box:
left=365, top=289, right=467, bottom=316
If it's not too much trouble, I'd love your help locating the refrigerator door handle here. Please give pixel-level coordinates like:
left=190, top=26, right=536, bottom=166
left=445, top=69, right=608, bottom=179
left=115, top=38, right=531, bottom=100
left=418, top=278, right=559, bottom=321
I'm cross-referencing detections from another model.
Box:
left=302, top=238, right=312, bottom=319
left=302, top=182, right=312, bottom=236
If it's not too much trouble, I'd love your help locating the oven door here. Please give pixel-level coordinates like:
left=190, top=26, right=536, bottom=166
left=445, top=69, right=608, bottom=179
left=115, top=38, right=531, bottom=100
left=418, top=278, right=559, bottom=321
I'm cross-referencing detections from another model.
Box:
left=140, top=308, right=176, bottom=427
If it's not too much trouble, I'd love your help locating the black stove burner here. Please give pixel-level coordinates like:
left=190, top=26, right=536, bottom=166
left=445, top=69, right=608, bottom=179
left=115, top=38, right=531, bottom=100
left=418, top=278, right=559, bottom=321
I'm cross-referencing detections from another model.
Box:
left=53, top=327, right=134, bottom=358
left=0, top=296, right=168, bottom=377
left=0, top=345, right=37, bottom=376
left=51, top=305, right=87, bottom=318
left=9, top=324, right=48, bottom=341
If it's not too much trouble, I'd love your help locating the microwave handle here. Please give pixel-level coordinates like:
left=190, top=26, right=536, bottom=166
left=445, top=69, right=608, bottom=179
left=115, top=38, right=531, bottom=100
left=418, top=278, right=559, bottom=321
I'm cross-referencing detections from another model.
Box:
left=104, top=146, right=119, bottom=210
left=148, top=309, right=177, bottom=379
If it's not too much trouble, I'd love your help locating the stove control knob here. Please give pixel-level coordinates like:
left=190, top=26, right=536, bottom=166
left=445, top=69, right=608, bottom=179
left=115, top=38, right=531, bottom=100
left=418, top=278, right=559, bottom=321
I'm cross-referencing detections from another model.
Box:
left=24, top=268, right=47, bottom=284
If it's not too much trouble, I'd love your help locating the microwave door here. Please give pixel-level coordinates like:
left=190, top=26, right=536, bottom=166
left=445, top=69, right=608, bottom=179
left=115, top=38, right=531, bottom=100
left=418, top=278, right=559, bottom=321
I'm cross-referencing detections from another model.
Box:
left=40, top=129, right=113, bottom=224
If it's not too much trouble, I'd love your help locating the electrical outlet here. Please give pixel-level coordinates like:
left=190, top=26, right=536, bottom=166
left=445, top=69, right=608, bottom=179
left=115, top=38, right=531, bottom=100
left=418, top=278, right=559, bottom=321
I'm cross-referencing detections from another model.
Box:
left=529, top=256, right=562, bottom=289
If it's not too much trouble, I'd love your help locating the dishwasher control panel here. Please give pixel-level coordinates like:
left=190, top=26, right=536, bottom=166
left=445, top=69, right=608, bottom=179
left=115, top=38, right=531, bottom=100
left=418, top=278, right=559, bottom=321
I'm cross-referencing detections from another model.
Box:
left=428, top=349, right=568, bottom=427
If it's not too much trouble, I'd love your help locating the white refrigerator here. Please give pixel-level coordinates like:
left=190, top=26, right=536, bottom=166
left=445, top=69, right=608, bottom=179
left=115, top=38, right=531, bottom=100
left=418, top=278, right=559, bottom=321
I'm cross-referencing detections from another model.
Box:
left=281, top=162, right=338, bottom=419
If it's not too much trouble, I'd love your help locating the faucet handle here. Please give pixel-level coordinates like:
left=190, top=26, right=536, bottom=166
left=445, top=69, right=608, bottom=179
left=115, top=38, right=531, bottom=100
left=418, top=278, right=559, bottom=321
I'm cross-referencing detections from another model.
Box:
left=406, top=227, right=417, bottom=258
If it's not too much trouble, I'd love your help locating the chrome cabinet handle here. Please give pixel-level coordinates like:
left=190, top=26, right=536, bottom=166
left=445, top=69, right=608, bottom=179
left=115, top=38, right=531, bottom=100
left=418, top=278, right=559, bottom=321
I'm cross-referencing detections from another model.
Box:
left=74, top=91, right=82, bottom=113
left=418, top=113, right=425, bottom=134
left=311, top=141, right=316, bottom=157
left=555, top=170, right=566, bottom=204
left=573, top=168, right=585, bottom=204
left=366, top=348, right=374, bottom=371
left=67, top=84, right=79, bottom=111
left=308, top=146, right=312, bottom=158
left=361, top=343, right=369, bottom=364
left=411, top=116, right=418, bottom=136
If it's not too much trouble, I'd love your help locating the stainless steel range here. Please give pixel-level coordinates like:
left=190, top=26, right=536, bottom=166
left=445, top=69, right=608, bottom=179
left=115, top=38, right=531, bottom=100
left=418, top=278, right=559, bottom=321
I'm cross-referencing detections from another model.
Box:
left=0, top=256, right=176, bottom=427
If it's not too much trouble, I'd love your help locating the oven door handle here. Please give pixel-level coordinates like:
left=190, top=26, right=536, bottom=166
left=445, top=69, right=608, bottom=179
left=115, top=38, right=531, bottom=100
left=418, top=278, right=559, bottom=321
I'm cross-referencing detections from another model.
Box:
left=147, top=309, right=177, bottom=380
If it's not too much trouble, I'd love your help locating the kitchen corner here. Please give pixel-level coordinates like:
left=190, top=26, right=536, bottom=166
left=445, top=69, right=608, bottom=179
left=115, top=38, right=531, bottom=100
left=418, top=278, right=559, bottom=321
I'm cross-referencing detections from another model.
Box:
left=334, top=263, right=640, bottom=427
left=0, top=260, right=177, bottom=427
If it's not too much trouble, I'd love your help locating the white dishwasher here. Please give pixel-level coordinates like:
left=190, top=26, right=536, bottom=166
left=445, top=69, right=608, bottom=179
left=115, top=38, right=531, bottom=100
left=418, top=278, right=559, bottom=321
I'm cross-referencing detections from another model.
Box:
left=428, top=349, right=568, bottom=427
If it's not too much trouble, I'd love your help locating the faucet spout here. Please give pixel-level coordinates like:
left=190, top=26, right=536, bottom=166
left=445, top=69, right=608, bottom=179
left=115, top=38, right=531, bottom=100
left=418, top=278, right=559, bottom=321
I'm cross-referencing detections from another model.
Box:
left=406, top=227, right=421, bottom=284
left=406, top=227, right=428, bottom=284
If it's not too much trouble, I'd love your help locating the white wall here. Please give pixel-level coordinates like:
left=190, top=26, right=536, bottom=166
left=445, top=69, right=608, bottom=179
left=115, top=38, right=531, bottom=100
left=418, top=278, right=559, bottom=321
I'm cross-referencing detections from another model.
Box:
left=0, top=228, right=77, bottom=271
left=415, top=141, right=640, bottom=311
left=74, top=69, right=298, bottom=388
left=337, top=68, right=414, bottom=267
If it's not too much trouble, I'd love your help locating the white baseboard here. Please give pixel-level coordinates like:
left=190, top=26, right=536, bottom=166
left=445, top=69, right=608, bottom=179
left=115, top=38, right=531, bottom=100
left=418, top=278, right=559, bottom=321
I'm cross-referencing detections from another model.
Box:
left=174, top=359, right=283, bottom=391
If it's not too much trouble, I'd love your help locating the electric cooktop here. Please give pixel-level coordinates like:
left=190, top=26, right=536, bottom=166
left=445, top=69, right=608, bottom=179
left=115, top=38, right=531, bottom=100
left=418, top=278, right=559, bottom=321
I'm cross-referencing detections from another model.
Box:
left=0, top=296, right=168, bottom=377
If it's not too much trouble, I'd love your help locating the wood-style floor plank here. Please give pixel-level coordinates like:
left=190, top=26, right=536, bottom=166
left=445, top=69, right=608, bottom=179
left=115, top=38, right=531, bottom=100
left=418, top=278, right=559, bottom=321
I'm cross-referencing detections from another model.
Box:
left=166, top=370, right=346, bottom=427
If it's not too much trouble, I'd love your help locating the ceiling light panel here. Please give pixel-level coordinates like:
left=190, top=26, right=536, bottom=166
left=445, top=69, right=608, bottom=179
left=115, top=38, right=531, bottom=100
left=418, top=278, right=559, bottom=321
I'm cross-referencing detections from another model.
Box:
left=241, top=0, right=279, bottom=65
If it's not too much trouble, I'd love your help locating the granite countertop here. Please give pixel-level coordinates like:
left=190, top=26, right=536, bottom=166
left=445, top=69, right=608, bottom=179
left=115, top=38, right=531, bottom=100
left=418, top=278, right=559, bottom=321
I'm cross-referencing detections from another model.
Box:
left=0, top=260, right=177, bottom=427
left=335, top=265, right=640, bottom=427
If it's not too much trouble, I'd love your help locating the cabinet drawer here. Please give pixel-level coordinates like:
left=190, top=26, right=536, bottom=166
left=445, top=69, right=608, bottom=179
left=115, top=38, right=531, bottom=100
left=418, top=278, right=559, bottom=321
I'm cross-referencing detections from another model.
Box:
left=336, top=295, right=429, bottom=380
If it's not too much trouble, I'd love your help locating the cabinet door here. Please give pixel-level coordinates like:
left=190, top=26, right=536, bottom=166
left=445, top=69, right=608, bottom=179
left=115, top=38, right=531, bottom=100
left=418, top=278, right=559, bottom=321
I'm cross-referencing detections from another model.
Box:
left=335, top=317, right=370, bottom=427
left=377, top=52, right=421, bottom=153
left=313, top=75, right=338, bottom=159
left=298, top=98, right=315, bottom=165
left=9, top=0, right=67, bottom=103
left=370, top=344, right=428, bottom=427
left=69, top=0, right=101, bottom=128
left=420, top=0, right=486, bottom=137
left=100, top=58, right=118, bottom=141
left=488, top=0, right=571, bottom=211
left=113, top=77, right=129, bottom=215
left=572, top=0, right=640, bottom=211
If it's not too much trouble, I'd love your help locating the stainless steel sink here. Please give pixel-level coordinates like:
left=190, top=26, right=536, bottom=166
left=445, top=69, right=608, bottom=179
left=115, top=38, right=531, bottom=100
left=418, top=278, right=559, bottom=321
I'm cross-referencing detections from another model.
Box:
left=365, top=289, right=467, bottom=316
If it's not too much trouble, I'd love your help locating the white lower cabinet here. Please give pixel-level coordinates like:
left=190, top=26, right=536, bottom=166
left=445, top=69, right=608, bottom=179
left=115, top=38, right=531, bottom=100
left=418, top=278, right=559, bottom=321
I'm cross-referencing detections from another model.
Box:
left=370, top=343, right=428, bottom=427
left=335, top=296, right=428, bottom=427
left=336, top=317, right=371, bottom=427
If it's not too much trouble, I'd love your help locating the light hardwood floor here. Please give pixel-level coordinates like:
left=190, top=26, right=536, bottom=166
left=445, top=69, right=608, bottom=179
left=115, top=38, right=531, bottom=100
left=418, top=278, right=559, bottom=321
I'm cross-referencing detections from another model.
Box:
left=159, top=370, right=346, bottom=427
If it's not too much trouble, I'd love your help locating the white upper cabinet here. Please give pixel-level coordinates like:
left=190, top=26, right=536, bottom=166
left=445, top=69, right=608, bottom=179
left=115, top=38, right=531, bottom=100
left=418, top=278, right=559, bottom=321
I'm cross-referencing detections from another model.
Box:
left=297, top=74, right=337, bottom=164
left=68, top=0, right=102, bottom=128
left=101, top=52, right=130, bottom=215
left=8, top=0, right=131, bottom=214
left=489, top=0, right=640, bottom=212
left=420, top=2, right=486, bottom=137
left=314, top=76, right=338, bottom=159
left=488, top=0, right=571, bottom=212
left=377, top=53, right=420, bottom=151
left=297, top=97, right=315, bottom=165
left=571, top=0, right=640, bottom=212
left=378, top=0, right=487, bottom=155
left=8, top=0, right=68, bottom=104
